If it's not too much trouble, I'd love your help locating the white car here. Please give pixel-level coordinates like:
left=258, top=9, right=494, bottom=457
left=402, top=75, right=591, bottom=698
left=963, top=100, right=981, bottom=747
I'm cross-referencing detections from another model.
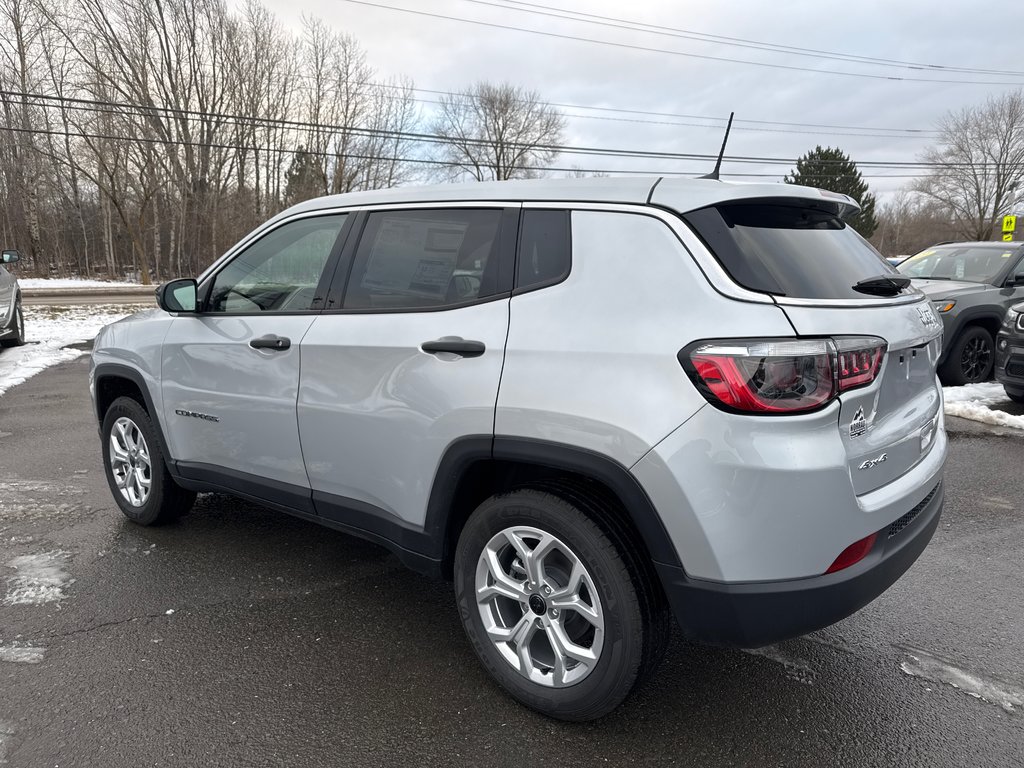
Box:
left=0, top=249, right=25, bottom=348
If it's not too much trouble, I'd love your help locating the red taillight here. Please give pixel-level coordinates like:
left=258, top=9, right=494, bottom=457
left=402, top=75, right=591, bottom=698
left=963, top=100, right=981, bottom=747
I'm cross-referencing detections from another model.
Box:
left=825, top=532, right=878, bottom=574
left=685, top=337, right=886, bottom=414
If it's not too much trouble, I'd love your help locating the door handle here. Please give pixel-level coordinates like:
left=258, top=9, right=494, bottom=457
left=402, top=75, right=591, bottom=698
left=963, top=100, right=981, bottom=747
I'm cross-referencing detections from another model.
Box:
left=249, top=334, right=291, bottom=351
left=421, top=338, right=486, bottom=358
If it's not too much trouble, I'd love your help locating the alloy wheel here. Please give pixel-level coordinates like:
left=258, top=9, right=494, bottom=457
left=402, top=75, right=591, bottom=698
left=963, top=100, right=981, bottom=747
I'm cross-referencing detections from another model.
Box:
left=960, top=335, right=992, bottom=382
left=475, top=525, right=605, bottom=688
left=108, top=416, right=152, bottom=507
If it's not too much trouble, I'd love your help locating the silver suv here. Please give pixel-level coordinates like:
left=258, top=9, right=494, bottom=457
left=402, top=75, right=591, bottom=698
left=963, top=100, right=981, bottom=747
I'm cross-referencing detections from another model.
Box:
left=90, top=178, right=947, bottom=721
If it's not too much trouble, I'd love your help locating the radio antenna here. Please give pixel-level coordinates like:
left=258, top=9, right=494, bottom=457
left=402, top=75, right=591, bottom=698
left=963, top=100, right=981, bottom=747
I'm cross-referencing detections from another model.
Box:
left=700, top=112, right=734, bottom=180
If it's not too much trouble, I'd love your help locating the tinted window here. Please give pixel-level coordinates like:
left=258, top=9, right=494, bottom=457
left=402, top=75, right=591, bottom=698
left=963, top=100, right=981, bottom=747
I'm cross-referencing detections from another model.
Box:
left=344, top=209, right=503, bottom=310
left=208, top=215, right=347, bottom=312
left=898, top=245, right=1017, bottom=284
left=684, top=201, right=894, bottom=299
left=517, top=209, right=571, bottom=291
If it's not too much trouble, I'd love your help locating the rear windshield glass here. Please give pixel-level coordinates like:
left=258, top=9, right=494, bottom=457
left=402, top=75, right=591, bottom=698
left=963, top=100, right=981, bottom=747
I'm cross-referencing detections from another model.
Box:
left=683, top=201, right=893, bottom=299
left=897, top=245, right=1016, bottom=284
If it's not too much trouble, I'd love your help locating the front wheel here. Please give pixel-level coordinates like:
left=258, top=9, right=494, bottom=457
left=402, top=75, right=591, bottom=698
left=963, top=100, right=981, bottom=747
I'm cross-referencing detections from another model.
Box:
left=940, top=326, right=994, bottom=385
left=0, top=300, right=24, bottom=347
left=101, top=396, right=195, bottom=525
left=454, top=487, right=667, bottom=721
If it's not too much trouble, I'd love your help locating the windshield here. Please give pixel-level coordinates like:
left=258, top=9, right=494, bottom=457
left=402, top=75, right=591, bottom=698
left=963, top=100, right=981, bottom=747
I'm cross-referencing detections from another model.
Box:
left=897, top=245, right=1016, bottom=283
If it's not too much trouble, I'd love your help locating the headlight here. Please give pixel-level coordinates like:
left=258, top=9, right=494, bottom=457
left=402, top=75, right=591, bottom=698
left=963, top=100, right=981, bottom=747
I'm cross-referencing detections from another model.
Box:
left=933, top=300, right=956, bottom=313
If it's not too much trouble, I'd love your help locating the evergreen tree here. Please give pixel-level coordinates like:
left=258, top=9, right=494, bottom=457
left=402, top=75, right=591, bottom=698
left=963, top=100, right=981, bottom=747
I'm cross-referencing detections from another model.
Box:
left=284, top=147, right=327, bottom=205
left=784, top=146, right=878, bottom=237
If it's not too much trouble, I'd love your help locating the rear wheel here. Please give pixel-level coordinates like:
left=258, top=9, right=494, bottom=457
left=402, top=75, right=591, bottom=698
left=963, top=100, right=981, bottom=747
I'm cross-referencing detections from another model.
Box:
left=0, top=299, right=24, bottom=347
left=454, top=487, right=668, bottom=721
left=101, top=396, right=195, bottom=525
left=940, top=326, right=993, bottom=385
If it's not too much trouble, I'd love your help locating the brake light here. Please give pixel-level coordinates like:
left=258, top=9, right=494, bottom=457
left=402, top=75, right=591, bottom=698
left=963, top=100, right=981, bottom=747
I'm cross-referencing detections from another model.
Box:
left=825, top=532, right=877, bottom=574
left=684, top=337, right=887, bottom=414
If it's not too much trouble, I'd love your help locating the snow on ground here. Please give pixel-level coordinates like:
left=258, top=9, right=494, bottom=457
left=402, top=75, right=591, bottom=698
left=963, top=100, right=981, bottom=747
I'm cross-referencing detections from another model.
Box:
left=943, top=381, right=1024, bottom=430
left=0, top=304, right=147, bottom=397
left=17, top=277, right=143, bottom=289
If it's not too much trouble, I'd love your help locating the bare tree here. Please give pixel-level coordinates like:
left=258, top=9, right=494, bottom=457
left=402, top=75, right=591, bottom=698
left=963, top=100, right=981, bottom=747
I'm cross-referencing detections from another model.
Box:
left=431, top=82, right=565, bottom=181
left=870, top=189, right=959, bottom=257
left=915, top=90, right=1024, bottom=241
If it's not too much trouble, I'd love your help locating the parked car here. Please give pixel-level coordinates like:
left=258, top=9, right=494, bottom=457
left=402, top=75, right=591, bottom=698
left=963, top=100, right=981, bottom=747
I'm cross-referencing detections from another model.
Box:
left=0, top=249, right=25, bottom=348
left=897, top=241, right=1024, bottom=385
left=995, top=300, right=1024, bottom=401
left=91, top=177, right=946, bottom=721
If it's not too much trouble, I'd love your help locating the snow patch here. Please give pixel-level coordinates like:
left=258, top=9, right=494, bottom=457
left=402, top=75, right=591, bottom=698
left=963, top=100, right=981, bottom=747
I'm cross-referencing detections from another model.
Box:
left=3, top=551, right=71, bottom=606
left=0, top=304, right=144, bottom=397
left=899, top=645, right=1024, bottom=713
left=743, top=645, right=817, bottom=685
left=943, top=382, right=1024, bottom=430
left=0, top=645, right=45, bottom=664
left=17, top=277, right=143, bottom=289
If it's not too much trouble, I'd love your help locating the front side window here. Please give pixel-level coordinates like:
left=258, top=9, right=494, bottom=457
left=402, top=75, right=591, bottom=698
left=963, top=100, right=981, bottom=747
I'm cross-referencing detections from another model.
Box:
left=208, top=214, right=347, bottom=313
left=343, top=209, right=503, bottom=310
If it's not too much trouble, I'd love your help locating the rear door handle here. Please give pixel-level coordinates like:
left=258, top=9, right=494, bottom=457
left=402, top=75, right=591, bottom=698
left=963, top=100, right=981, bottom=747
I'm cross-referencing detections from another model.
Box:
left=249, top=334, right=291, bottom=351
left=421, top=338, right=486, bottom=358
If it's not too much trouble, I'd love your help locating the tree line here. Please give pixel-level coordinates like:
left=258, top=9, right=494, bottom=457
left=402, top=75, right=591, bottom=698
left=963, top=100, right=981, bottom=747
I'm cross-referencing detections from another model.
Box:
left=0, top=0, right=565, bottom=283
left=4, top=0, right=1023, bottom=279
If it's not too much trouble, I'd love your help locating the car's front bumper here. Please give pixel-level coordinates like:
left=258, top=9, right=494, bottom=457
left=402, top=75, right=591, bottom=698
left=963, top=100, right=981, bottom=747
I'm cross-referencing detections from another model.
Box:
left=995, top=331, right=1024, bottom=390
left=655, top=480, right=943, bottom=648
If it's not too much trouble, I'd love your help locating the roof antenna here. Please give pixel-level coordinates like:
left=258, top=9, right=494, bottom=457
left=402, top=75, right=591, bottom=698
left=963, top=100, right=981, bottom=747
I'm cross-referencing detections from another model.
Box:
left=700, top=111, right=734, bottom=180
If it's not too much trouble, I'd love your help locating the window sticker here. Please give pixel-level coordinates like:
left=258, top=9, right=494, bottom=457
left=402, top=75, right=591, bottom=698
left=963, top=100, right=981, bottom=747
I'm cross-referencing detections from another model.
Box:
left=362, top=217, right=468, bottom=299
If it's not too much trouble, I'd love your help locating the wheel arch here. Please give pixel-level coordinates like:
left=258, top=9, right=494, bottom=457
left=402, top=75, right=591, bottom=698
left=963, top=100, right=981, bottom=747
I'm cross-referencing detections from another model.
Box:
left=426, top=436, right=683, bottom=580
left=941, top=309, right=1003, bottom=363
left=93, top=363, right=174, bottom=466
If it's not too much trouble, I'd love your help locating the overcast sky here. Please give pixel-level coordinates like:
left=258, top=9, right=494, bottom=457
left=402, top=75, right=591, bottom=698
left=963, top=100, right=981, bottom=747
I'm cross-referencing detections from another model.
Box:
left=252, top=0, right=1024, bottom=201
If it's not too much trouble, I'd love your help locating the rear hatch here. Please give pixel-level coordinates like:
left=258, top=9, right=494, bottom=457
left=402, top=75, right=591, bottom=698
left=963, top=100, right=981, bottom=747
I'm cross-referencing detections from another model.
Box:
left=682, top=198, right=943, bottom=495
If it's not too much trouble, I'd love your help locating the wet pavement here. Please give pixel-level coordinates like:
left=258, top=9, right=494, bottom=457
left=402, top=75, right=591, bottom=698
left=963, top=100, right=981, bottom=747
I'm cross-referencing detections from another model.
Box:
left=1, top=355, right=1022, bottom=767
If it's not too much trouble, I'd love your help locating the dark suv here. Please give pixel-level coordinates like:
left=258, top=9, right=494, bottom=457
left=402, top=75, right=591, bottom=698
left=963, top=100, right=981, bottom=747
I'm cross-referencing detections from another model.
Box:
left=897, top=242, right=1024, bottom=384
left=995, top=300, right=1024, bottom=401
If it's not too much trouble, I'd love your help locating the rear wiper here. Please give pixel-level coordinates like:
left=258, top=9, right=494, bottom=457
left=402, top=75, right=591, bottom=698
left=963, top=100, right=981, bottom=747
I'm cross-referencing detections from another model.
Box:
left=852, top=274, right=911, bottom=296
left=912, top=275, right=951, bottom=280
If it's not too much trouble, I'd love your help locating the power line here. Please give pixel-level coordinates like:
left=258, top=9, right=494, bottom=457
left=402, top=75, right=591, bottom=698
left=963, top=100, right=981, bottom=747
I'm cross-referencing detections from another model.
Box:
left=2, top=90, right=1000, bottom=171
left=0, top=122, right=940, bottom=180
left=482, top=0, right=1024, bottom=78
left=336, top=0, right=1024, bottom=86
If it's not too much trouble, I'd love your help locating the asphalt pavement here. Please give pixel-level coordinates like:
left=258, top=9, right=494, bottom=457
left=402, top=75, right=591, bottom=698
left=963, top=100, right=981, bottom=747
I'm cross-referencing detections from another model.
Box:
left=1, top=354, right=1022, bottom=767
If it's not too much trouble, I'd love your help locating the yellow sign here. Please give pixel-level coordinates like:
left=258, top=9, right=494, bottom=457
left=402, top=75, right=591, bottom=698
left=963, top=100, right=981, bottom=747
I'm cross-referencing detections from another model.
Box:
left=1003, top=233, right=1014, bottom=241
left=1003, top=215, right=1017, bottom=232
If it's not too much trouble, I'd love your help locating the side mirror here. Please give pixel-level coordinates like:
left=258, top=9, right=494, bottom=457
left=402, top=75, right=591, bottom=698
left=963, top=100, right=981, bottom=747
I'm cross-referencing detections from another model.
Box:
left=1, top=250, right=21, bottom=264
left=1010, top=272, right=1024, bottom=287
left=156, top=278, right=198, bottom=313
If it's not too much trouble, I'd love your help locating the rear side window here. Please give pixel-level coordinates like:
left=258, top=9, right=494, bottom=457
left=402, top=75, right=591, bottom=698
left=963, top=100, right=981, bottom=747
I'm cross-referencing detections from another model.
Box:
left=683, top=201, right=891, bottom=299
left=343, top=209, right=504, bottom=310
left=517, top=209, right=570, bottom=292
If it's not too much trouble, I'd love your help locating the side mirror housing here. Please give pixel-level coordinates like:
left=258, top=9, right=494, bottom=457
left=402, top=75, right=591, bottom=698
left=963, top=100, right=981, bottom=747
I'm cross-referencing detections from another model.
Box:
left=1014, top=272, right=1024, bottom=286
left=1, top=249, right=21, bottom=264
left=156, top=278, right=198, bottom=313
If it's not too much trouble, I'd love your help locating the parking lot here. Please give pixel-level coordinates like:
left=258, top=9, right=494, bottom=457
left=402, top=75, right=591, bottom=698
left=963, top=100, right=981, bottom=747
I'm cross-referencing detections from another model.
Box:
left=1, top=350, right=1022, bottom=767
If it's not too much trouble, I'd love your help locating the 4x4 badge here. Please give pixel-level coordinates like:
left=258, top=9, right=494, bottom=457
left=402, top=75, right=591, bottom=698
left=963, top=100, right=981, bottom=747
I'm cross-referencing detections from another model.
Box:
left=849, top=406, right=869, bottom=438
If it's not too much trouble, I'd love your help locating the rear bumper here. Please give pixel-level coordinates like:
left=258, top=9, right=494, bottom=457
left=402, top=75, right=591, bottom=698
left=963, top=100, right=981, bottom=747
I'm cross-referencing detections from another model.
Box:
left=656, top=480, right=943, bottom=648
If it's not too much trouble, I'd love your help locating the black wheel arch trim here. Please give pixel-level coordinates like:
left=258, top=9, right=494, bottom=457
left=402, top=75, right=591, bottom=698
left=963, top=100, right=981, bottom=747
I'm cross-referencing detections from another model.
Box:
left=421, top=436, right=683, bottom=570
left=92, top=363, right=175, bottom=466
left=940, top=308, right=1002, bottom=363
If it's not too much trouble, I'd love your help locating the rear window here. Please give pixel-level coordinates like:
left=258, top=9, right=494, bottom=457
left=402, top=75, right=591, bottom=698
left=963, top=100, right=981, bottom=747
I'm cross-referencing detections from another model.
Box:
left=683, top=201, right=892, bottom=299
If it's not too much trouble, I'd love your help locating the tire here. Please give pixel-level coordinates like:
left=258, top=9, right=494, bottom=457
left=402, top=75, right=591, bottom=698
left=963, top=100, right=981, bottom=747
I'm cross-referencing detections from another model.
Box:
left=1004, top=386, right=1024, bottom=404
left=939, top=325, right=994, bottom=385
left=0, top=299, right=24, bottom=348
left=101, top=396, right=196, bottom=525
left=454, top=486, right=669, bottom=721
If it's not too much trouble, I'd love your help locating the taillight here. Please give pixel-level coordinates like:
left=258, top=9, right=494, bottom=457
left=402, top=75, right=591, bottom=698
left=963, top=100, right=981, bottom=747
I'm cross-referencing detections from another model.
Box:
left=683, top=337, right=887, bottom=414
